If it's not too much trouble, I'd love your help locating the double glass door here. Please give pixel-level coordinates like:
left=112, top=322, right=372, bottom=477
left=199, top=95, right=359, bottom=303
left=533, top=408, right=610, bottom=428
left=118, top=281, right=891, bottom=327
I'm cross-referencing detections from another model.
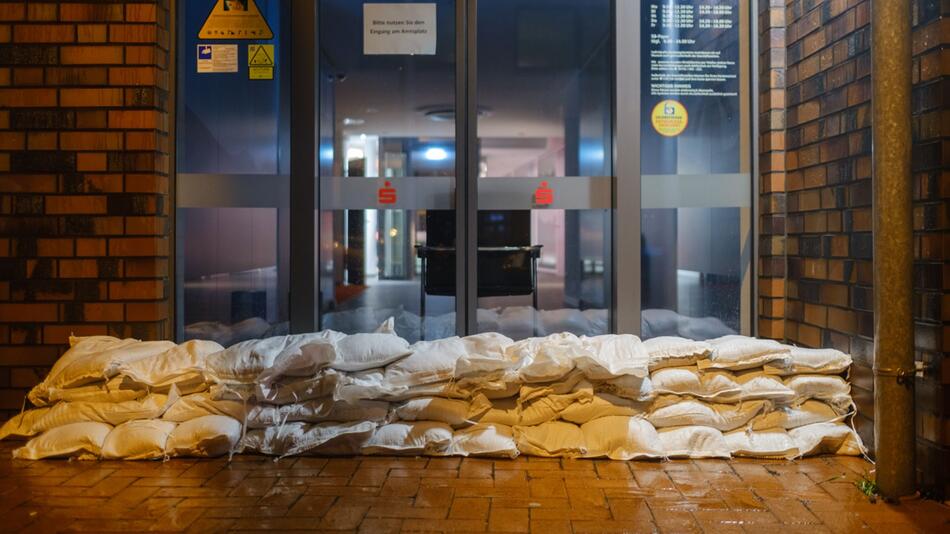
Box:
left=317, top=0, right=612, bottom=342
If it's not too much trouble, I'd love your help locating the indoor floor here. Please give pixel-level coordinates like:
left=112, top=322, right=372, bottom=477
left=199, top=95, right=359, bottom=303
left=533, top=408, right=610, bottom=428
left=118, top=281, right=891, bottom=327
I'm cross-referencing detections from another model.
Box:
left=0, top=444, right=947, bottom=533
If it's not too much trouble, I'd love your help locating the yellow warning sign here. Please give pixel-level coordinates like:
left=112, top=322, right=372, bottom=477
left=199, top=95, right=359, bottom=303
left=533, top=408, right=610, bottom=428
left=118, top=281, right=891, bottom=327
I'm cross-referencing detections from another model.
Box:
left=651, top=100, right=689, bottom=137
left=248, top=44, right=274, bottom=80
left=249, top=66, right=273, bottom=80
left=199, top=0, right=273, bottom=40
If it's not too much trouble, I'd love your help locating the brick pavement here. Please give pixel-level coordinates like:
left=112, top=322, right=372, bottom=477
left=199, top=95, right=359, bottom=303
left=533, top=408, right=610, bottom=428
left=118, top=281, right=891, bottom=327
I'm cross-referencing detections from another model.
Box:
left=0, top=443, right=946, bottom=533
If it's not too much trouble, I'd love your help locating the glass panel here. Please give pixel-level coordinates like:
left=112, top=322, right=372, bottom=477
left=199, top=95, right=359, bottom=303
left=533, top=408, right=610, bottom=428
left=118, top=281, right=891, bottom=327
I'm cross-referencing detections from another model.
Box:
left=639, top=0, right=751, bottom=339
left=318, top=0, right=456, bottom=342
left=176, top=0, right=290, bottom=343
left=476, top=0, right=613, bottom=339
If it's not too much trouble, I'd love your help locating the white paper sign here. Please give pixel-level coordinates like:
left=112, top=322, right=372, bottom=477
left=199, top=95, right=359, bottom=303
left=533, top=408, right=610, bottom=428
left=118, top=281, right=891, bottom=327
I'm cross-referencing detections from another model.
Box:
left=197, top=44, right=238, bottom=73
left=364, top=3, right=436, bottom=55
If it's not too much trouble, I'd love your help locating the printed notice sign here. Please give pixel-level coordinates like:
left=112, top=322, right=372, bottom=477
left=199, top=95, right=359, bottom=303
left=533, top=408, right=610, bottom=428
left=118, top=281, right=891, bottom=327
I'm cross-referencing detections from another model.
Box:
left=197, top=44, right=238, bottom=73
left=364, top=3, right=436, bottom=55
left=248, top=44, right=275, bottom=80
left=199, top=0, right=273, bottom=40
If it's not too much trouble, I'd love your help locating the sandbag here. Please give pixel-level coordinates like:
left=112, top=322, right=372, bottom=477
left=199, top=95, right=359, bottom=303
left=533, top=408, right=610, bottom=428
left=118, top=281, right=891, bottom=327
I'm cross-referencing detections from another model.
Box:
left=34, top=392, right=176, bottom=432
left=649, top=366, right=741, bottom=401
left=393, top=397, right=484, bottom=428
left=256, top=370, right=341, bottom=405
left=101, top=419, right=177, bottom=460
left=789, top=422, right=865, bottom=457
left=518, top=371, right=587, bottom=404
left=242, top=421, right=377, bottom=456
left=657, top=426, right=730, bottom=458
left=0, top=407, right=50, bottom=441
left=248, top=398, right=389, bottom=428
left=643, top=336, right=712, bottom=371
left=724, top=428, right=798, bottom=459
left=519, top=390, right=592, bottom=426
left=13, top=422, right=113, bottom=460
left=28, top=335, right=139, bottom=405
left=750, top=400, right=847, bottom=431
left=383, top=337, right=468, bottom=387
left=598, top=374, right=654, bottom=401
left=764, top=345, right=852, bottom=375
left=162, top=392, right=247, bottom=422
left=699, top=335, right=790, bottom=371
left=363, top=422, right=454, bottom=455
left=647, top=397, right=767, bottom=432
left=560, top=392, right=648, bottom=425
left=165, top=415, right=242, bottom=457
left=784, top=375, right=852, bottom=407
left=731, top=371, right=796, bottom=403
left=115, top=339, right=223, bottom=391
left=512, top=421, right=586, bottom=458
left=206, top=332, right=339, bottom=384
left=581, top=416, right=663, bottom=460
left=470, top=394, right=521, bottom=426
left=448, top=423, right=519, bottom=458
left=329, top=319, right=412, bottom=372
left=508, top=333, right=584, bottom=383
left=574, top=334, right=649, bottom=380
left=48, top=376, right=147, bottom=404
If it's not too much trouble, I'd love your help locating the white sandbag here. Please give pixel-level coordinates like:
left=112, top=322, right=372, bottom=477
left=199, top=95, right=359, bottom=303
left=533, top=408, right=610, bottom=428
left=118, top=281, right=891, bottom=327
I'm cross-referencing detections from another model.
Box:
left=448, top=423, right=519, bottom=458
left=657, top=426, right=731, bottom=458
left=454, top=333, right=517, bottom=377
left=247, top=398, right=389, bottom=428
left=206, top=333, right=334, bottom=383
left=575, top=334, right=649, bottom=380
left=243, top=421, right=377, bottom=456
left=643, top=336, right=712, bottom=371
left=48, top=376, right=147, bottom=404
left=30, top=339, right=176, bottom=404
left=560, top=393, right=648, bottom=425
left=507, top=333, right=584, bottom=383
left=362, top=422, right=454, bottom=455
left=699, top=335, right=790, bottom=371
left=116, top=339, right=223, bottom=390
left=519, top=390, right=592, bottom=426
left=789, top=422, right=865, bottom=457
left=750, top=400, right=847, bottom=431
left=13, top=421, right=112, bottom=460
left=647, top=397, right=767, bottom=432
left=162, top=391, right=247, bottom=422
left=724, top=428, right=798, bottom=458
left=470, top=395, right=521, bottom=426
left=784, top=375, right=852, bottom=407
left=34, top=392, right=176, bottom=432
left=598, top=374, right=654, bottom=401
left=329, top=323, right=412, bottom=372
left=649, top=366, right=741, bottom=401
left=731, top=371, right=796, bottom=403
left=101, top=419, right=177, bottom=460
left=383, top=337, right=468, bottom=387
left=165, top=415, right=242, bottom=457
left=581, top=416, right=663, bottom=460
left=393, top=397, right=484, bottom=428
left=0, top=407, right=50, bottom=441
left=765, top=346, right=852, bottom=375
left=512, top=421, right=586, bottom=458
left=256, top=369, right=341, bottom=405
left=539, top=308, right=593, bottom=336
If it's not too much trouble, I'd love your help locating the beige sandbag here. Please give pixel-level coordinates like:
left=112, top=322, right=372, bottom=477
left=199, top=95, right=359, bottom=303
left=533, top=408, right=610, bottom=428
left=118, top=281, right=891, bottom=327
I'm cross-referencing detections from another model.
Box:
left=723, top=427, right=798, bottom=459
left=115, top=339, right=223, bottom=391
left=789, top=422, right=865, bottom=457
left=508, top=333, right=583, bottom=383
left=650, top=366, right=741, bottom=401
left=518, top=390, right=592, bottom=426
left=657, top=426, right=730, bottom=458
left=581, top=416, right=663, bottom=460
left=647, top=397, right=767, bottom=432
left=48, top=376, right=147, bottom=404
left=470, top=394, right=521, bottom=426
left=248, top=398, right=389, bottom=428
left=598, top=374, right=654, bottom=401
left=33, top=392, right=177, bottom=432
left=730, top=371, right=796, bottom=402
left=517, top=370, right=586, bottom=404
left=512, top=421, right=586, bottom=458
left=329, top=319, right=412, bottom=372
left=560, top=392, right=648, bottom=425
left=574, top=334, right=649, bottom=380
left=362, top=422, right=454, bottom=455
left=13, top=421, right=113, bottom=460
left=0, top=407, right=50, bottom=441
left=165, top=415, right=242, bottom=457
left=643, top=336, right=712, bottom=371
left=448, top=423, right=519, bottom=458
left=162, top=391, right=247, bottom=422
left=764, top=345, right=852, bottom=375
left=28, top=335, right=138, bottom=406
left=393, top=397, right=483, bottom=428
left=784, top=375, right=851, bottom=406
left=206, top=332, right=339, bottom=384
left=699, top=335, right=790, bottom=371
left=750, top=400, right=847, bottom=430
left=383, top=336, right=468, bottom=387
left=101, top=419, right=177, bottom=460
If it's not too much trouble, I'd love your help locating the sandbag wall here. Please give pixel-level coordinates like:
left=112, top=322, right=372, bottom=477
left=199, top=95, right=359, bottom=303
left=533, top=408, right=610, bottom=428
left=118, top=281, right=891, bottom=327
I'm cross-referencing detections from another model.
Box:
left=0, top=321, right=865, bottom=460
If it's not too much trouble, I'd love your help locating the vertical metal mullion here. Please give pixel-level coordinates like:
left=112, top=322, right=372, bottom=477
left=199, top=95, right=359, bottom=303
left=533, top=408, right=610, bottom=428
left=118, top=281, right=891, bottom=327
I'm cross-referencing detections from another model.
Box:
left=614, top=0, right=641, bottom=335
left=455, top=0, right=477, bottom=336
left=290, top=0, right=317, bottom=333
left=464, top=0, right=478, bottom=335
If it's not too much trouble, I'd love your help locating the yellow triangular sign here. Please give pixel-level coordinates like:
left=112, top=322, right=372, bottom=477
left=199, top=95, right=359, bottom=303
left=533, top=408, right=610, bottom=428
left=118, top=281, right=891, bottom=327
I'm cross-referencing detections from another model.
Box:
left=248, top=44, right=274, bottom=66
left=199, top=0, right=273, bottom=40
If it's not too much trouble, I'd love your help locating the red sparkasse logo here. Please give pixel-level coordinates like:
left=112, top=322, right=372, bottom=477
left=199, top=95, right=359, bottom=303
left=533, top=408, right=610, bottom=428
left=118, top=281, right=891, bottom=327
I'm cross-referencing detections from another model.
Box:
left=534, top=181, right=553, bottom=205
left=378, top=181, right=397, bottom=204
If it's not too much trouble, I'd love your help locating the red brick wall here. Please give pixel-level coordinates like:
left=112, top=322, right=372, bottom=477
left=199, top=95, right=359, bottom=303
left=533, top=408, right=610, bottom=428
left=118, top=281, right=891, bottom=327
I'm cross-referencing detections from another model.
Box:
left=0, top=1, right=172, bottom=419
left=760, top=0, right=949, bottom=496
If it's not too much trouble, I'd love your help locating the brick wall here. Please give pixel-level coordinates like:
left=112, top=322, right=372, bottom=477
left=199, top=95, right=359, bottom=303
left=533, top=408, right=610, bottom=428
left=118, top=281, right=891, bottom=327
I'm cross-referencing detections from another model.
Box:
left=0, top=1, right=172, bottom=420
left=760, top=0, right=949, bottom=496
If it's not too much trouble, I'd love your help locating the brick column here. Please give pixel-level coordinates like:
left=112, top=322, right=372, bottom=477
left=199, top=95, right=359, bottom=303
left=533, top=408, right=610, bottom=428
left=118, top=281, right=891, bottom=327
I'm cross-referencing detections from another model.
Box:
left=0, top=1, right=172, bottom=419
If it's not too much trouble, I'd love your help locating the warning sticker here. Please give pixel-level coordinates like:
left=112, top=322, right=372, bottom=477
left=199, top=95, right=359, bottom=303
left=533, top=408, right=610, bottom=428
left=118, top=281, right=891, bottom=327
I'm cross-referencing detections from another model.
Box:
left=248, top=44, right=274, bottom=80
left=199, top=0, right=274, bottom=40
left=197, top=44, right=238, bottom=73
left=651, top=100, right=689, bottom=137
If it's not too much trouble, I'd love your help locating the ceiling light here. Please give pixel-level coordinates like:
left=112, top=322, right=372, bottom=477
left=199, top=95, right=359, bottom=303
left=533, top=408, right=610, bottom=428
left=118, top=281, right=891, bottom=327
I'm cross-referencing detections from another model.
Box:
left=424, top=147, right=448, bottom=161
